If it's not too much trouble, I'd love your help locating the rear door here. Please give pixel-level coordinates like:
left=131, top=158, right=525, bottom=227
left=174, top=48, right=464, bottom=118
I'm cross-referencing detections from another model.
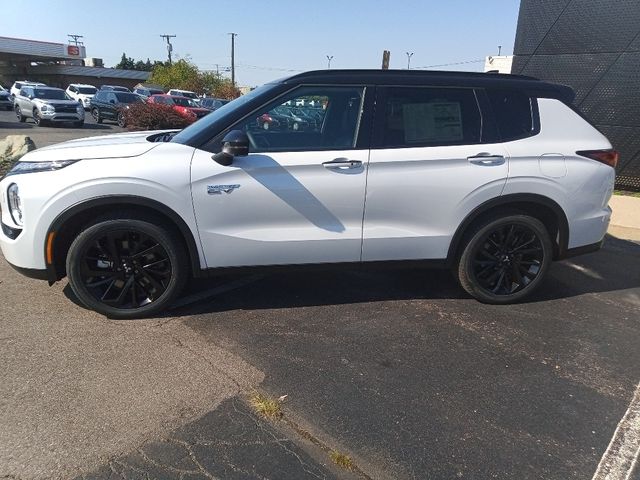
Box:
left=362, top=86, right=509, bottom=261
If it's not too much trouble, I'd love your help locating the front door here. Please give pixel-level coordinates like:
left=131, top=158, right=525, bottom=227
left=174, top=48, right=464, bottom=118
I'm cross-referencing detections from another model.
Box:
left=191, top=85, right=371, bottom=268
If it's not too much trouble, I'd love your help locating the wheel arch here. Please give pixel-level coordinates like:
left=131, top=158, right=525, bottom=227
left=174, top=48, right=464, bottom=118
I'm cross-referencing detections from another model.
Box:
left=45, top=195, right=203, bottom=283
left=447, top=193, right=570, bottom=265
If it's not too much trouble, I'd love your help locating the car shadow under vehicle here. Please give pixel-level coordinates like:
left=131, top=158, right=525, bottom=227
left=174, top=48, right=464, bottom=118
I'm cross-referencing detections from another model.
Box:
left=61, top=235, right=640, bottom=318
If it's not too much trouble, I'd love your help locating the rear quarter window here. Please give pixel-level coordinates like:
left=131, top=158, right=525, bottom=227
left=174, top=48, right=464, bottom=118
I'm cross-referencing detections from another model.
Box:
left=485, top=89, right=539, bottom=142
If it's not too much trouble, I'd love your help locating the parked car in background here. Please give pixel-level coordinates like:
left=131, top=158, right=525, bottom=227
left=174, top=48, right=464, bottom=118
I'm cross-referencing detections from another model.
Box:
left=167, top=89, right=200, bottom=104
left=133, top=84, right=165, bottom=99
left=10, top=80, right=46, bottom=99
left=0, top=86, right=12, bottom=110
left=100, top=85, right=131, bottom=92
left=147, top=94, right=210, bottom=120
left=14, top=86, right=83, bottom=127
left=200, top=98, right=229, bottom=111
left=66, top=84, right=98, bottom=110
left=90, top=90, right=143, bottom=127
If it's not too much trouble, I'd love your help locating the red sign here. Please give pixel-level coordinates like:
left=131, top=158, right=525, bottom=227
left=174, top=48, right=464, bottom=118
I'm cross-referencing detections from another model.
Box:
left=67, top=45, right=80, bottom=56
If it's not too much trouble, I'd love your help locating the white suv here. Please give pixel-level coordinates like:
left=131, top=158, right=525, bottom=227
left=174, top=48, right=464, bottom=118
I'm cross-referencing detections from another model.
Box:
left=66, top=83, right=98, bottom=110
left=10, top=80, right=46, bottom=99
left=167, top=88, right=201, bottom=105
left=0, top=70, right=616, bottom=318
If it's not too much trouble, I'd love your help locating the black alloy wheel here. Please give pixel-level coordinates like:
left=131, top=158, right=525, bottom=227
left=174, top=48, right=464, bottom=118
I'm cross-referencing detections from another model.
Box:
left=457, top=214, right=552, bottom=304
left=66, top=217, right=187, bottom=318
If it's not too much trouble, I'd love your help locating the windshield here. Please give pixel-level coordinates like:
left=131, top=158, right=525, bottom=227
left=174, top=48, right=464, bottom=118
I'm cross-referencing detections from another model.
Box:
left=34, top=89, right=69, bottom=100
left=172, top=96, right=197, bottom=107
left=179, top=91, right=198, bottom=99
left=115, top=92, right=142, bottom=103
left=78, top=86, right=97, bottom=94
left=172, top=84, right=275, bottom=145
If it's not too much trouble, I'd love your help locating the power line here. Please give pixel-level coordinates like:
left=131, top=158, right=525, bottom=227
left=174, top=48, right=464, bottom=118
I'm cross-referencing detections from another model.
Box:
left=67, top=34, right=84, bottom=46
left=411, top=59, right=484, bottom=69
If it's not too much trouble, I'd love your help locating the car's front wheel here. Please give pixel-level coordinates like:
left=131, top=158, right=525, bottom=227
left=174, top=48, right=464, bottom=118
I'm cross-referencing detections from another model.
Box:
left=456, top=214, right=552, bottom=304
left=15, top=105, right=25, bottom=122
left=33, top=109, right=43, bottom=126
left=117, top=112, right=126, bottom=128
left=91, top=108, right=102, bottom=123
left=66, top=215, right=188, bottom=319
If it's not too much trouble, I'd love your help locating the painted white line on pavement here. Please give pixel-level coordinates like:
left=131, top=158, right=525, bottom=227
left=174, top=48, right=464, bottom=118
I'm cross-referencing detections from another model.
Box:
left=592, top=381, right=640, bottom=480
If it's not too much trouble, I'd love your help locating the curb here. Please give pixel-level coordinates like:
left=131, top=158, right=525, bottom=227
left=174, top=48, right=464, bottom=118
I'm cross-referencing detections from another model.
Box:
left=608, top=194, right=640, bottom=241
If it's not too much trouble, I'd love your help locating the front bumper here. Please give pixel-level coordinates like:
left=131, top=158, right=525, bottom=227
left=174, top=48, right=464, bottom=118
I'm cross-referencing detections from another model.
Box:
left=42, top=111, right=84, bottom=122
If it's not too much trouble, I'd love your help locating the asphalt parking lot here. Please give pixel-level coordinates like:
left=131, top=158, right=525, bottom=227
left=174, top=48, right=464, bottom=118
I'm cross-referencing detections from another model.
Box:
left=1, top=123, right=640, bottom=480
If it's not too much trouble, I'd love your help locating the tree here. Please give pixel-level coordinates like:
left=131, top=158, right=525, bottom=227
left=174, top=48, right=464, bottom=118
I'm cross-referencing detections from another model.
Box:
left=115, top=53, right=135, bottom=70
left=149, top=58, right=241, bottom=99
left=114, top=53, right=161, bottom=71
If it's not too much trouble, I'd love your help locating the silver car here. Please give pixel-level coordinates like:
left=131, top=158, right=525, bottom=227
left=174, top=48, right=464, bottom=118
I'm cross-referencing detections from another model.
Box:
left=14, top=86, right=84, bottom=127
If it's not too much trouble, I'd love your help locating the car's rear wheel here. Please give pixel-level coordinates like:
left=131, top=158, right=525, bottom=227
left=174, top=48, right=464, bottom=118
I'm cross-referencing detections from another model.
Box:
left=91, top=108, right=102, bottom=123
left=456, top=214, right=552, bottom=304
left=66, top=216, right=188, bottom=319
left=15, top=105, right=25, bottom=122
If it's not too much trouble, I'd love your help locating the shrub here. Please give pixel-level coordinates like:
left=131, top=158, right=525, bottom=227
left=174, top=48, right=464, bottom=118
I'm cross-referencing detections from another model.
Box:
left=123, top=103, right=193, bottom=131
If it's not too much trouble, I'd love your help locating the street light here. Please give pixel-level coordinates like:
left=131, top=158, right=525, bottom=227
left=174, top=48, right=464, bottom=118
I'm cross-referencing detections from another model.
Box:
left=406, top=52, right=414, bottom=69
left=326, top=55, right=333, bottom=69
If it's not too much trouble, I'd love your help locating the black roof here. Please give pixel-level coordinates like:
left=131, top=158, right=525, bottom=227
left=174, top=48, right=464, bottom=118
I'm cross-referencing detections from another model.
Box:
left=277, top=69, right=575, bottom=103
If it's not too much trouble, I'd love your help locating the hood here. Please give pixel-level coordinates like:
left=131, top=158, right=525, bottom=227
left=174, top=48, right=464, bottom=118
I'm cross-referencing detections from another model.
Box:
left=20, top=130, right=170, bottom=162
left=35, top=99, right=80, bottom=107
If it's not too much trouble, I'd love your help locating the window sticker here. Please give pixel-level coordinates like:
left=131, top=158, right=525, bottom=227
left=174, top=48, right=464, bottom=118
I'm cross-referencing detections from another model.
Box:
left=402, top=101, right=464, bottom=143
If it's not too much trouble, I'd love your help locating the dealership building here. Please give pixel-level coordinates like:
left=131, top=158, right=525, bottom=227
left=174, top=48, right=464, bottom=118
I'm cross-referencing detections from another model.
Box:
left=0, top=36, right=149, bottom=90
left=512, top=0, right=640, bottom=189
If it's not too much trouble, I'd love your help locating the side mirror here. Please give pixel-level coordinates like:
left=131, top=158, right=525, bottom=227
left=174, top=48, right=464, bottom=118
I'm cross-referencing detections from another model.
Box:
left=109, top=99, right=115, bottom=104
left=28, top=94, right=34, bottom=100
left=212, top=130, right=249, bottom=166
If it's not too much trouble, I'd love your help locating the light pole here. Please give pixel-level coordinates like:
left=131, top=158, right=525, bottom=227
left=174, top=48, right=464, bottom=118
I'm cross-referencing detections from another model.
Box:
left=406, top=52, right=414, bottom=69
left=498, top=45, right=502, bottom=55
left=229, top=33, right=238, bottom=87
left=326, top=55, right=333, bottom=69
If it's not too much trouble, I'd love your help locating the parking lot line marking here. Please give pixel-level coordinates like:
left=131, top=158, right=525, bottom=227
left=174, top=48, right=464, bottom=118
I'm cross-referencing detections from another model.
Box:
left=592, top=381, right=640, bottom=480
left=170, top=275, right=264, bottom=309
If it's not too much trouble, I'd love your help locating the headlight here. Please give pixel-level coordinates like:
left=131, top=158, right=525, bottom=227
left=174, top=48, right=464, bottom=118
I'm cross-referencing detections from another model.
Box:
left=7, top=183, right=23, bottom=226
left=40, top=104, right=55, bottom=113
left=5, top=160, right=78, bottom=177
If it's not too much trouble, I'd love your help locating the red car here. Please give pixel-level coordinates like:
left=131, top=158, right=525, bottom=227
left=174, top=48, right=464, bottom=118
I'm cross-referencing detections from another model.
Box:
left=147, top=94, right=210, bottom=120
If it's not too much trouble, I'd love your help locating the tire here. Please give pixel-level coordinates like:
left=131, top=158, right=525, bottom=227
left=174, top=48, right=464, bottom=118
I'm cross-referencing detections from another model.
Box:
left=262, top=121, right=269, bottom=130
left=33, top=109, right=43, bottom=126
left=66, top=215, right=188, bottom=319
left=117, top=112, right=126, bottom=128
left=292, top=122, right=299, bottom=131
left=92, top=108, right=102, bottom=123
left=15, top=105, right=25, bottom=122
left=456, top=214, right=553, bottom=304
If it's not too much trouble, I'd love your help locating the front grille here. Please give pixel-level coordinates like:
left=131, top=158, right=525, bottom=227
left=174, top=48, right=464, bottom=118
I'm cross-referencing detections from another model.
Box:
left=54, top=105, right=77, bottom=113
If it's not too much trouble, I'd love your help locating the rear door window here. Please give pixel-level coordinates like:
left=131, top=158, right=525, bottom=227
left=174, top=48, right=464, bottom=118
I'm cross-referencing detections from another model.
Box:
left=376, top=87, right=482, bottom=148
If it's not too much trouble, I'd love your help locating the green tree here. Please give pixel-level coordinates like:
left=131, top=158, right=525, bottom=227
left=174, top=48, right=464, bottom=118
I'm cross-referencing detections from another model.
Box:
left=115, top=53, right=135, bottom=70
left=149, top=58, right=241, bottom=99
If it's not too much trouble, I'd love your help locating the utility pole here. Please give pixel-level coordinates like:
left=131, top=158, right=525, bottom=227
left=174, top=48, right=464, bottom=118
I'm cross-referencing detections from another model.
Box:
left=229, top=33, right=238, bottom=87
left=381, top=50, right=391, bottom=70
left=406, top=52, right=414, bottom=69
left=67, top=34, right=84, bottom=46
left=498, top=45, right=502, bottom=55
left=326, top=55, right=333, bottom=69
left=160, top=34, right=176, bottom=64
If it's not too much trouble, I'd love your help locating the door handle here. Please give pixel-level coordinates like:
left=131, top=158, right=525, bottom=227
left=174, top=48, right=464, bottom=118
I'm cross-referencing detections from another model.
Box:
left=322, top=158, right=363, bottom=169
left=467, top=154, right=506, bottom=166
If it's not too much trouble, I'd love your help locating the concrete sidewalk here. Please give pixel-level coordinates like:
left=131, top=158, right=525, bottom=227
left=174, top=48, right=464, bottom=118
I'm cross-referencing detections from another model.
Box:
left=609, top=194, right=640, bottom=241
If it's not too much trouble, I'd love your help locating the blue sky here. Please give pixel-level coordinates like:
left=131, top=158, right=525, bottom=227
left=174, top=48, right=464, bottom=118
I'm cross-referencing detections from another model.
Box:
left=2, top=0, right=521, bottom=86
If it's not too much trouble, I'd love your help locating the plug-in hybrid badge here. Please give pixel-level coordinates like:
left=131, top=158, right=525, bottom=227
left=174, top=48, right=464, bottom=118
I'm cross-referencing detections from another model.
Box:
left=207, top=184, right=240, bottom=195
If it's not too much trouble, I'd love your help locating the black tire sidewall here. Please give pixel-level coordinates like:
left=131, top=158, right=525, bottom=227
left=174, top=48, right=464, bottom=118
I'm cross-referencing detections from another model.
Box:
left=457, top=215, right=552, bottom=304
left=66, top=218, right=187, bottom=319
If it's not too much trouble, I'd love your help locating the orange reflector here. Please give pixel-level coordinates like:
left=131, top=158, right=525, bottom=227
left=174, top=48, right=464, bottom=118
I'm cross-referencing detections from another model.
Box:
left=46, top=231, right=56, bottom=265
left=576, top=149, right=619, bottom=168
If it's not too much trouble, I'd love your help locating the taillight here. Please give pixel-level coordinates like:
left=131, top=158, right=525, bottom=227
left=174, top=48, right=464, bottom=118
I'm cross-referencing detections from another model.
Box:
left=576, top=149, right=619, bottom=168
